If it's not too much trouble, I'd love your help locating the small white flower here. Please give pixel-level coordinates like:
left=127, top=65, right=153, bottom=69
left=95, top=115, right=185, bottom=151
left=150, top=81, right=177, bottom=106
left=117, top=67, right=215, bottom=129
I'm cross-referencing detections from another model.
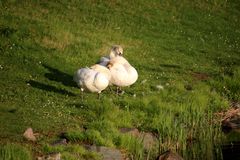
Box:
left=141, top=79, right=147, bottom=84
left=156, top=85, right=164, bottom=90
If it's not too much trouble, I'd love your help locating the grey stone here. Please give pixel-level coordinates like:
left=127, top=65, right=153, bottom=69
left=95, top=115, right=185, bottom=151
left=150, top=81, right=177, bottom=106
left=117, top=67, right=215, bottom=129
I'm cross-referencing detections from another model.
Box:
left=84, top=145, right=123, bottom=160
left=23, top=128, right=36, bottom=141
left=51, top=138, right=67, bottom=146
left=119, top=128, right=140, bottom=137
left=140, top=132, right=158, bottom=150
left=119, top=128, right=158, bottom=150
left=37, top=153, right=61, bottom=160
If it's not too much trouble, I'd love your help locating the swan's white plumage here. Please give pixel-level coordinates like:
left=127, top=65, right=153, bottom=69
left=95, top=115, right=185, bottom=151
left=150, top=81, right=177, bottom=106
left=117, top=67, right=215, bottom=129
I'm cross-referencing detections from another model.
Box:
left=108, top=56, right=138, bottom=87
left=73, top=67, right=109, bottom=93
left=73, top=45, right=137, bottom=94
left=90, top=64, right=111, bottom=81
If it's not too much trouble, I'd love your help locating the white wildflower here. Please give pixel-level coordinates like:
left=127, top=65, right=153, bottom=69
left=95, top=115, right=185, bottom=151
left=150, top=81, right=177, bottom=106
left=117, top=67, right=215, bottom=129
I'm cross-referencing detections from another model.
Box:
left=156, top=85, right=164, bottom=90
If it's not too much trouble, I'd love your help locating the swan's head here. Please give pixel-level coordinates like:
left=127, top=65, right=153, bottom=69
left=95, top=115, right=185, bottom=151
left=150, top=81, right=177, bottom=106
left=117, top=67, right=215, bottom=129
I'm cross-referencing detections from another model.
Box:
left=109, top=45, right=123, bottom=58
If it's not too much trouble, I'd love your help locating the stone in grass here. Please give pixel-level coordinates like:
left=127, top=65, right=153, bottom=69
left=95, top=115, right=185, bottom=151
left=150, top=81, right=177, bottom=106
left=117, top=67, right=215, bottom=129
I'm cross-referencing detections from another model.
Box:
left=84, top=145, right=123, bottom=160
left=221, top=108, right=240, bottom=133
left=140, top=132, right=158, bottom=150
left=222, top=116, right=240, bottom=133
left=119, top=128, right=158, bottom=150
left=156, top=150, right=183, bottom=160
left=51, top=138, right=68, bottom=146
left=23, top=128, right=36, bottom=141
left=119, top=128, right=140, bottom=137
left=37, top=153, right=61, bottom=160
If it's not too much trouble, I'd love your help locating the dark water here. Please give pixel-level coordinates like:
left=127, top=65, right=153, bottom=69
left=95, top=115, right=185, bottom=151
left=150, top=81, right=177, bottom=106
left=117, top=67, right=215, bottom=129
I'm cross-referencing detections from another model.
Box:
left=221, top=127, right=240, bottom=160
left=222, top=141, right=240, bottom=160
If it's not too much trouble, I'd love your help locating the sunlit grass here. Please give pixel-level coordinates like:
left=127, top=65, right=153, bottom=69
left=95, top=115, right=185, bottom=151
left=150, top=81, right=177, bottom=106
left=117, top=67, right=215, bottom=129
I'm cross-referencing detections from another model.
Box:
left=43, top=144, right=101, bottom=160
left=0, top=144, right=32, bottom=160
left=0, top=0, right=239, bottom=159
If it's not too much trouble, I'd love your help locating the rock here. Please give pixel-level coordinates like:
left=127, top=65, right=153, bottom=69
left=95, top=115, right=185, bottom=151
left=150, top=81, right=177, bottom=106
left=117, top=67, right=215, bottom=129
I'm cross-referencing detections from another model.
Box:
left=220, top=107, right=240, bottom=133
left=222, top=116, right=240, bottom=133
left=51, top=138, right=67, bottom=146
left=119, top=128, right=140, bottom=137
left=140, top=132, right=157, bottom=150
left=156, top=150, right=183, bottom=160
left=84, top=145, right=123, bottom=160
left=37, top=153, right=61, bottom=160
left=23, top=128, right=36, bottom=141
left=119, top=128, right=158, bottom=150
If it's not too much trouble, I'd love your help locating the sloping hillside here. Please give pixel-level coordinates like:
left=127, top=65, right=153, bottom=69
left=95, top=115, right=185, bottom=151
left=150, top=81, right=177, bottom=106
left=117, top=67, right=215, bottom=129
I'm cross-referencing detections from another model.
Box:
left=0, top=0, right=240, bottom=159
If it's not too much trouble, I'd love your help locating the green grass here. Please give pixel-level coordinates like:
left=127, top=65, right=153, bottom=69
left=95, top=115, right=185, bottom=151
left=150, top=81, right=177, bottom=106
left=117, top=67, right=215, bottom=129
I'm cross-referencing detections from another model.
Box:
left=43, top=144, right=102, bottom=160
left=0, top=143, right=31, bottom=160
left=0, top=0, right=240, bottom=159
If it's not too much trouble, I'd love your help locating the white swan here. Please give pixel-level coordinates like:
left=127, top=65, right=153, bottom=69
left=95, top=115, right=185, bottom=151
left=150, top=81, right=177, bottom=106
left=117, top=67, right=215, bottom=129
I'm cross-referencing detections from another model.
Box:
left=98, top=45, right=123, bottom=66
left=73, top=67, right=109, bottom=97
left=90, top=64, right=111, bottom=81
left=107, top=56, right=138, bottom=91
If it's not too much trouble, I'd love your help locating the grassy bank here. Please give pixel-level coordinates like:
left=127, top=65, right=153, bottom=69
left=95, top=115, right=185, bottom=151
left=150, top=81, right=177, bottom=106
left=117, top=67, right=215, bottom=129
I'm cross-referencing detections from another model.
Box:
left=0, top=0, right=239, bottom=159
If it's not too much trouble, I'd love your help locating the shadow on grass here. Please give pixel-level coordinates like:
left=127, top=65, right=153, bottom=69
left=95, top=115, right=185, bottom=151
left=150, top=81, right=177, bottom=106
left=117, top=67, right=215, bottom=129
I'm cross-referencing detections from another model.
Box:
left=142, top=63, right=181, bottom=72
left=159, top=64, right=181, bottom=69
left=27, top=80, right=75, bottom=96
left=42, top=64, right=76, bottom=88
left=0, top=26, right=17, bottom=37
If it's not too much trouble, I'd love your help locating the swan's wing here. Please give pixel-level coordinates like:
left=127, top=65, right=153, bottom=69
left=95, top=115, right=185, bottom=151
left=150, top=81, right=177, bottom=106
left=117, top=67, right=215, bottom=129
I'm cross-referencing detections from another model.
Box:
left=91, top=64, right=111, bottom=81
left=98, top=56, right=110, bottom=66
left=110, top=64, right=128, bottom=85
left=73, top=68, right=89, bottom=84
left=82, top=70, right=98, bottom=91
left=92, top=72, right=109, bottom=91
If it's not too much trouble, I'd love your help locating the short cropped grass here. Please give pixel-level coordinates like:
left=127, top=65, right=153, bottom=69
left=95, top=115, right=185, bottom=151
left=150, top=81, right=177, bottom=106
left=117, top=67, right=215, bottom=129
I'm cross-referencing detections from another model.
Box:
left=0, top=0, right=240, bottom=159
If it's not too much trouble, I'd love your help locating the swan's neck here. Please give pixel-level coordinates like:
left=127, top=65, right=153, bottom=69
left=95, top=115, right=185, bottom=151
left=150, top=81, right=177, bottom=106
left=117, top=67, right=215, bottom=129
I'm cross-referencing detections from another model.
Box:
left=109, top=50, right=116, bottom=59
